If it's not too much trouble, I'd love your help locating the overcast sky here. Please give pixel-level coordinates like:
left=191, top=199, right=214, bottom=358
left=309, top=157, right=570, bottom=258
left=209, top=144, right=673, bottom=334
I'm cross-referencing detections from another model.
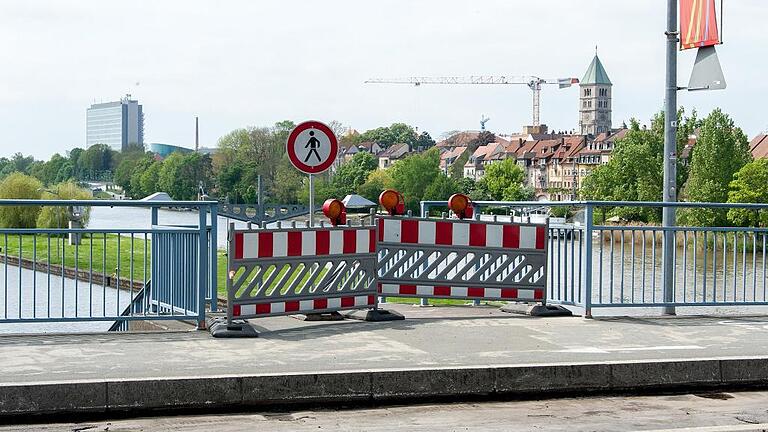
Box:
left=0, top=1, right=765, bottom=159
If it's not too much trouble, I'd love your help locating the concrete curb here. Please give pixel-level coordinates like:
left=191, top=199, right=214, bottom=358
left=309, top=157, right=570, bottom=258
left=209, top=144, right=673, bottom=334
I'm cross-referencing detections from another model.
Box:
left=2, top=358, right=768, bottom=418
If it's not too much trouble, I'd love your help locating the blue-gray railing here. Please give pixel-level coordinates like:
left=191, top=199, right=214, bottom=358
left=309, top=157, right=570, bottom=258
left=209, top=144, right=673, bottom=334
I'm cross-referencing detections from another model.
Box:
left=0, top=199, right=218, bottom=331
left=421, top=200, right=768, bottom=317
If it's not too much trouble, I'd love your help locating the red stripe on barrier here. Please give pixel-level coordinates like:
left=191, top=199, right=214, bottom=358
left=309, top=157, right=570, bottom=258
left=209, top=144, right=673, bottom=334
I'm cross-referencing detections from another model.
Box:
left=314, top=298, right=328, bottom=310
left=315, top=230, right=330, bottom=255
left=343, top=229, right=356, bottom=254
left=287, top=231, right=302, bottom=256
left=378, top=218, right=384, bottom=242
left=434, top=286, right=451, bottom=296
left=377, top=282, right=383, bottom=293
left=255, top=303, right=271, bottom=314
left=232, top=304, right=241, bottom=316
left=501, top=288, right=518, bottom=298
left=341, top=296, right=355, bottom=308
left=435, top=221, right=453, bottom=245
left=536, top=226, right=546, bottom=249
left=234, top=232, right=244, bottom=259
left=534, top=290, right=544, bottom=300
left=368, top=295, right=375, bottom=305
left=503, top=225, right=520, bottom=248
left=401, top=219, right=419, bottom=243
left=400, top=284, right=417, bottom=295
left=258, top=232, right=273, bottom=258
left=369, top=228, right=376, bottom=253
left=469, top=224, right=486, bottom=247
left=285, top=300, right=300, bottom=312
left=467, top=287, right=485, bottom=297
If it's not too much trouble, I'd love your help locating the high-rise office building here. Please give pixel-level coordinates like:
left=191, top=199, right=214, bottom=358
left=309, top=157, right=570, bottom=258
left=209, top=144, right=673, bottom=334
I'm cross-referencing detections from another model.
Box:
left=86, top=95, right=144, bottom=151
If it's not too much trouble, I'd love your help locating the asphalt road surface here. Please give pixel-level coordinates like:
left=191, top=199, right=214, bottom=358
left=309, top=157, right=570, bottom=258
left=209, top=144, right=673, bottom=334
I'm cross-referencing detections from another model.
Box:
left=5, top=391, right=768, bottom=432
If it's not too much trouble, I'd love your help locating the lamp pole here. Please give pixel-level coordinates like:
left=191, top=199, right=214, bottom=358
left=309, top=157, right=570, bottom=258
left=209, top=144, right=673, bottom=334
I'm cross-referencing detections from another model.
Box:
left=662, top=0, right=678, bottom=315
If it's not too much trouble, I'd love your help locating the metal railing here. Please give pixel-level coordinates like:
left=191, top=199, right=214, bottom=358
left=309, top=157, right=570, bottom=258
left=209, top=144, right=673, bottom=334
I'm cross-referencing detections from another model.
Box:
left=0, top=199, right=217, bottom=331
left=421, top=200, right=768, bottom=317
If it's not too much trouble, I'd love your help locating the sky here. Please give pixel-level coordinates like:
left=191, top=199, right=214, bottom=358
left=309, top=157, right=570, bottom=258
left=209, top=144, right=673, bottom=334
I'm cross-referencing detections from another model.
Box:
left=0, top=0, right=766, bottom=160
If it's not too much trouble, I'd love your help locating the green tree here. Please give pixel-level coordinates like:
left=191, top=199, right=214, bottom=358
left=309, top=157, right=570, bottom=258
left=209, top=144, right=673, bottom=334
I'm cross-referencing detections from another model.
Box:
left=358, top=123, right=417, bottom=148
left=389, top=148, right=441, bottom=212
left=158, top=152, right=213, bottom=201
left=331, top=152, right=378, bottom=196
left=477, top=158, right=532, bottom=201
left=0, top=173, right=43, bottom=227
left=36, top=181, right=93, bottom=228
left=414, top=131, right=436, bottom=150
left=682, top=109, right=751, bottom=226
left=125, top=155, right=156, bottom=198
left=138, top=160, right=163, bottom=198
left=357, top=169, right=393, bottom=203
left=80, top=144, right=116, bottom=180
left=272, top=156, right=305, bottom=204
left=423, top=173, right=459, bottom=201
left=54, top=162, right=75, bottom=183
left=726, top=159, right=768, bottom=226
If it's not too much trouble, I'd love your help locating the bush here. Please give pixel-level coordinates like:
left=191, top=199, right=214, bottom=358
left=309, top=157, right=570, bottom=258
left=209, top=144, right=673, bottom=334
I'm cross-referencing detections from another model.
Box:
left=36, top=181, right=93, bottom=229
left=0, top=172, right=42, bottom=227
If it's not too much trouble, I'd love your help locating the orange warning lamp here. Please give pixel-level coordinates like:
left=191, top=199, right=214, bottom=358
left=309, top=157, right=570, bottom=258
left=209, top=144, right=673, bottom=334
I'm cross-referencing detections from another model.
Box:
left=448, top=193, right=474, bottom=219
left=322, top=199, right=347, bottom=226
left=379, top=189, right=405, bottom=216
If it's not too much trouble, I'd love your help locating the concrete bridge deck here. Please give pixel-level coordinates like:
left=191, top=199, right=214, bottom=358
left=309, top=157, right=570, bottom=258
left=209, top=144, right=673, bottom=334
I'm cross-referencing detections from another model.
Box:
left=2, top=304, right=768, bottom=418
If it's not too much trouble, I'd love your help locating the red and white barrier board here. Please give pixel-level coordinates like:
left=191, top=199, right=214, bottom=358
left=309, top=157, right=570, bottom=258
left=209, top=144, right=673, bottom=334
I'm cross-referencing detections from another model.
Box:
left=376, top=216, right=548, bottom=303
left=378, top=218, right=546, bottom=250
left=227, top=225, right=379, bottom=321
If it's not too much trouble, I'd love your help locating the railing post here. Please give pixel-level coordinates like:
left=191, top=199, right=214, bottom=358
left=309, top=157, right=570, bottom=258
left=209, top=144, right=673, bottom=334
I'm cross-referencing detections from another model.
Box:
left=151, top=206, right=158, bottom=226
left=197, top=204, right=207, bottom=329
left=583, top=203, right=594, bottom=318
left=209, top=203, right=218, bottom=312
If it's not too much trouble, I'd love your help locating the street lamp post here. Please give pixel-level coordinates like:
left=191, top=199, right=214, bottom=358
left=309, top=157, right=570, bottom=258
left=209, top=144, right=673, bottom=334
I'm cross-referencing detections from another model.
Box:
left=662, top=0, right=678, bottom=315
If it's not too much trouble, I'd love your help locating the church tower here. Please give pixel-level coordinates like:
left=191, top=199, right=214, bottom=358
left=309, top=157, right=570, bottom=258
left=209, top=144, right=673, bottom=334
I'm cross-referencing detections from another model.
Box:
left=579, top=53, right=612, bottom=136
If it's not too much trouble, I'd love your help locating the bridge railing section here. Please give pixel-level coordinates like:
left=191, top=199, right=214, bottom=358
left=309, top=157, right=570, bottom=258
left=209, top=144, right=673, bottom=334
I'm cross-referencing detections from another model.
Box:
left=0, top=199, right=217, bottom=329
left=421, top=200, right=768, bottom=316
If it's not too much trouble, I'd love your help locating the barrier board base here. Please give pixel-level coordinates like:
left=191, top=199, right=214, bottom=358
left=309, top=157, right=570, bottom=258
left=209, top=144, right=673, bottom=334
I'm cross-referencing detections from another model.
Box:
left=345, top=308, right=405, bottom=322
left=500, top=303, right=573, bottom=317
left=209, top=319, right=259, bottom=338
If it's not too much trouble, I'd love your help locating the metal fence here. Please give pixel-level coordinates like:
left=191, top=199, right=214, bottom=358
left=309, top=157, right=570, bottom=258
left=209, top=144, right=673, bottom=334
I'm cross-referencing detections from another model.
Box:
left=0, top=199, right=217, bottom=330
left=421, top=200, right=768, bottom=316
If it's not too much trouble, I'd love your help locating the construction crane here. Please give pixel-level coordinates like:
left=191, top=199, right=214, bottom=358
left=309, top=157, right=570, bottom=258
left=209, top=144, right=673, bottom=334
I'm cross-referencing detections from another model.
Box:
left=365, top=76, right=579, bottom=127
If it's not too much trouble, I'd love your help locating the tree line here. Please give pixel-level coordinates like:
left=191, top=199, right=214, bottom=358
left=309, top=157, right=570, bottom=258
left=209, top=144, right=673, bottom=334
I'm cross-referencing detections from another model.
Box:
left=580, top=108, right=764, bottom=226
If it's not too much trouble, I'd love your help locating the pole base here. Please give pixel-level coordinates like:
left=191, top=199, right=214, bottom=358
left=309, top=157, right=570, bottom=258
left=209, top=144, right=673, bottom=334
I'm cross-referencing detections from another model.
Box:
left=345, top=308, right=405, bottom=322
left=209, top=318, right=259, bottom=338
left=500, top=303, right=573, bottom=317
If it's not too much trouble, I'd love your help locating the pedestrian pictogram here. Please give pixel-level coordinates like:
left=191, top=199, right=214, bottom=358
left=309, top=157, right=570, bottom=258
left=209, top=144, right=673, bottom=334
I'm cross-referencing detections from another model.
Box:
left=286, top=121, right=338, bottom=174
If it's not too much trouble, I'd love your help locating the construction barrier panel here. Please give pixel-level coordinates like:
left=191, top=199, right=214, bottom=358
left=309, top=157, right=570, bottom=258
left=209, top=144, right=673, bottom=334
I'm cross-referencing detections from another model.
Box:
left=227, top=223, right=379, bottom=321
left=377, top=215, right=548, bottom=302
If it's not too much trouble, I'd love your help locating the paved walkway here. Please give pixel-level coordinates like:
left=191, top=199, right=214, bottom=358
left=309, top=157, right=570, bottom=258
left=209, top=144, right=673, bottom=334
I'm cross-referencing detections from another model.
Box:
left=1, top=304, right=768, bottom=417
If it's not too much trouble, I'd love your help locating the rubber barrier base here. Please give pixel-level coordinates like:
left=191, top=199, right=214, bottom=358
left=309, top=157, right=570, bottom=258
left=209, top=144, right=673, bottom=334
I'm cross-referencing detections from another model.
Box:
left=209, top=319, right=259, bottom=338
left=500, top=303, right=573, bottom=317
left=346, top=308, right=406, bottom=322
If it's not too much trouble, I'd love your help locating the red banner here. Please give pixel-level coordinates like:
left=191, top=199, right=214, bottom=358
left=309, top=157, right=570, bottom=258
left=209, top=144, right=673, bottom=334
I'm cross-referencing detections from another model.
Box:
left=680, top=0, right=720, bottom=50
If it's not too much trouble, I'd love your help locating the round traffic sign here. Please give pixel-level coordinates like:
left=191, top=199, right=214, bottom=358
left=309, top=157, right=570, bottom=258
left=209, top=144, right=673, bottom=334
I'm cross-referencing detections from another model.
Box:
left=286, top=121, right=338, bottom=174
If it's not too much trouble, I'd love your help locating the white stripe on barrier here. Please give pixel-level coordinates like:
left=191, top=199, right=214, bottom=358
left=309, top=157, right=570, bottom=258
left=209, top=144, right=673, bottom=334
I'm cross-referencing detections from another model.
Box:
left=520, top=226, right=536, bottom=249
left=356, top=228, right=369, bottom=254
left=451, top=286, right=468, bottom=297
left=381, top=283, right=399, bottom=294
left=300, top=299, right=314, bottom=310
left=273, top=232, right=288, bottom=257
left=416, top=285, right=432, bottom=296
left=453, top=222, right=470, bottom=246
left=418, top=220, right=436, bottom=244
left=384, top=219, right=401, bottom=243
left=328, top=297, right=342, bottom=309
left=243, top=232, right=259, bottom=259
left=329, top=230, right=343, bottom=254
left=486, top=224, right=503, bottom=248
left=301, top=231, right=315, bottom=256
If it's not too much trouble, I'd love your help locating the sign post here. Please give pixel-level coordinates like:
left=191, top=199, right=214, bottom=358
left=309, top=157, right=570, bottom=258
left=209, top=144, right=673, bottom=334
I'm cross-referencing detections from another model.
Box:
left=286, top=121, right=338, bottom=227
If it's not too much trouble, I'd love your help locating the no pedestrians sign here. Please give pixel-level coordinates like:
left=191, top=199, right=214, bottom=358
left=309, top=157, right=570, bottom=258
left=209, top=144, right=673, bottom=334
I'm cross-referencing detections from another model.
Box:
left=286, top=121, right=338, bottom=174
